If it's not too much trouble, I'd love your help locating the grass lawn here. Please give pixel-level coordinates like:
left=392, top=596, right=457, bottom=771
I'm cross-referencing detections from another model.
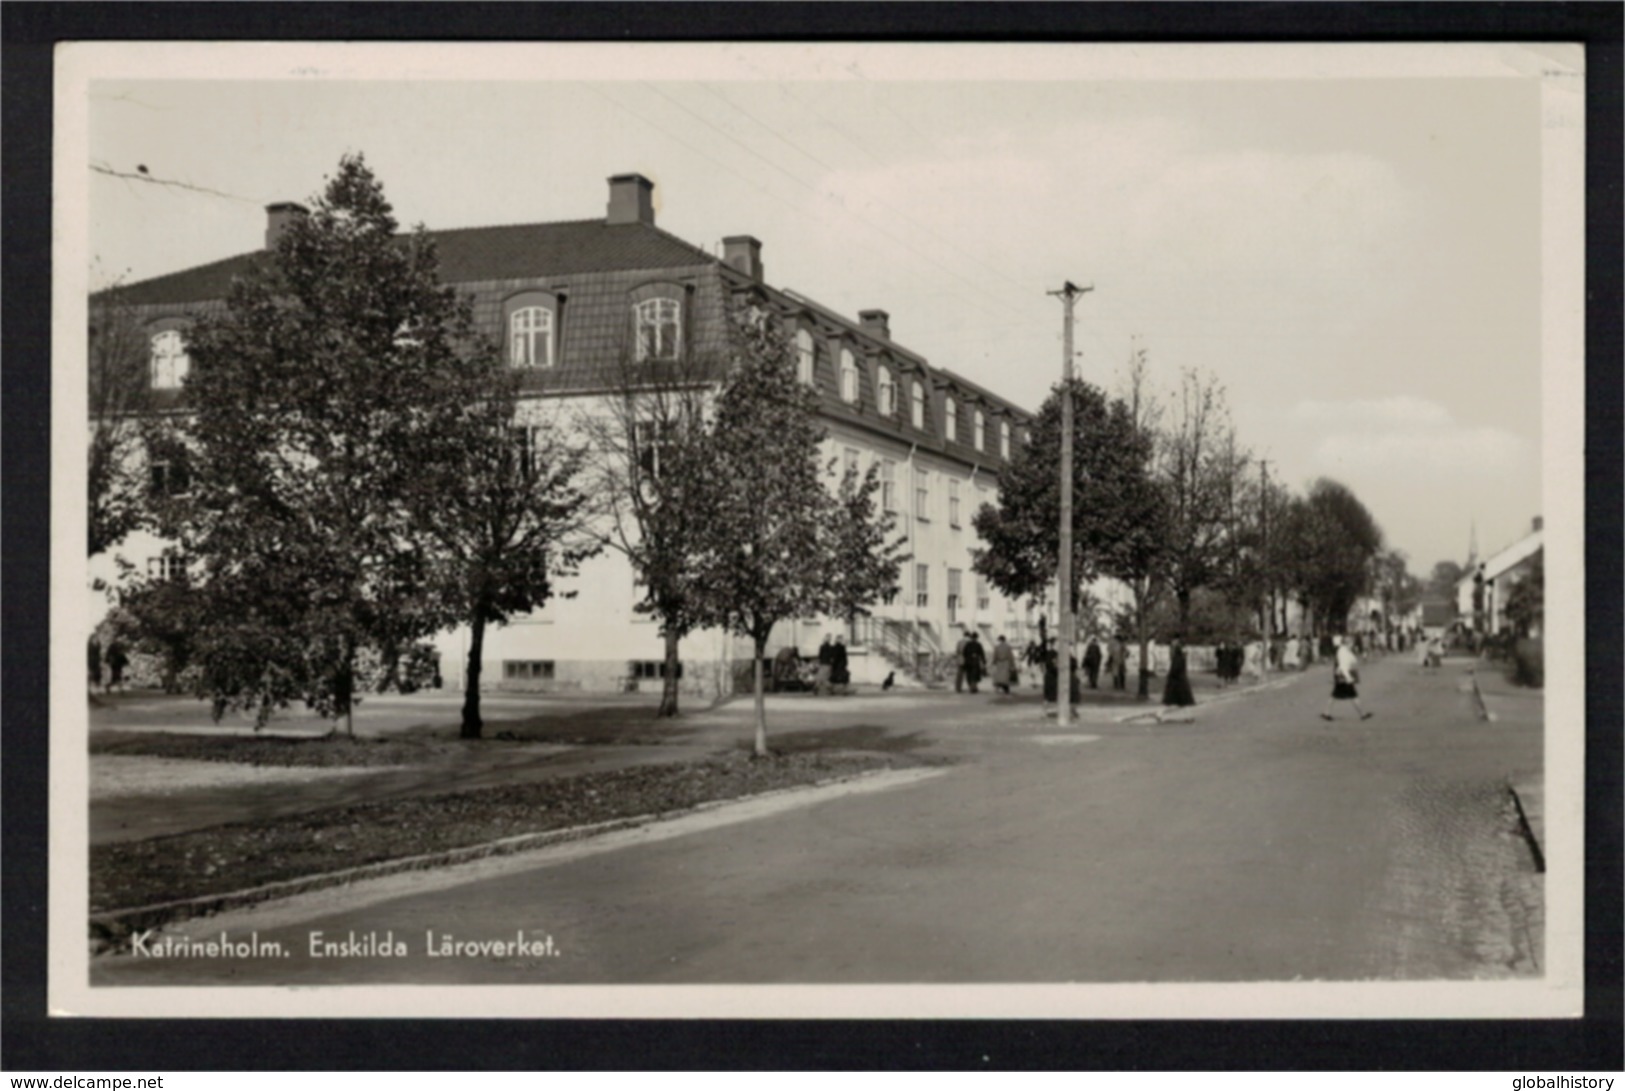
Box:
left=91, top=749, right=927, bottom=920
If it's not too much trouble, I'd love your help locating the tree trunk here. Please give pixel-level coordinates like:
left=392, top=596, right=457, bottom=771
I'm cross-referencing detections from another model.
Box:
left=339, top=640, right=355, bottom=737
left=1134, top=589, right=1152, bottom=700
left=1176, top=587, right=1192, bottom=634
left=657, top=629, right=681, bottom=718
left=461, top=613, right=487, bottom=740
left=752, top=634, right=768, bottom=757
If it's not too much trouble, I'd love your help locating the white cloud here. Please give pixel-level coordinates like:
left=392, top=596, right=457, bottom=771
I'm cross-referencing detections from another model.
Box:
left=1295, top=396, right=1530, bottom=477
left=1291, top=396, right=1454, bottom=428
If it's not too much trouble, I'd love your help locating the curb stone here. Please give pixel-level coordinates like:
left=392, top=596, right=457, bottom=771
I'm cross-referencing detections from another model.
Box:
left=89, top=764, right=931, bottom=948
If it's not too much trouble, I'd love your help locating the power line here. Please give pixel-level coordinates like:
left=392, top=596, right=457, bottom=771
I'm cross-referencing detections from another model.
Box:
left=693, top=82, right=1055, bottom=322
left=90, top=162, right=261, bottom=205
left=631, top=83, right=1032, bottom=326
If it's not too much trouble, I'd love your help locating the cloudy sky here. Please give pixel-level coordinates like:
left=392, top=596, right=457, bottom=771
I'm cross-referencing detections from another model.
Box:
left=72, top=43, right=1577, bottom=574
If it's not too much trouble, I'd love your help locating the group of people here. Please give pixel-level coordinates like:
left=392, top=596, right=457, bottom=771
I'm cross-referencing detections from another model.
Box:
left=815, top=635, right=851, bottom=694
left=1212, top=639, right=1248, bottom=687
left=784, top=620, right=1384, bottom=727
left=955, top=629, right=1028, bottom=695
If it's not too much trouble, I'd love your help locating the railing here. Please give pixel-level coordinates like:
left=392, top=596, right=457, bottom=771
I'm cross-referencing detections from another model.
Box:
left=851, top=615, right=948, bottom=686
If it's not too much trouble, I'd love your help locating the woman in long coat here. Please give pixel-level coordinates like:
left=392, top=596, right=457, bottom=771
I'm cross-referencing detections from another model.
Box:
left=962, top=632, right=987, bottom=693
left=1161, top=637, right=1196, bottom=708
left=1082, top=639, right=1103, bottom=689
left=990, top=636, right=1017, bottom=695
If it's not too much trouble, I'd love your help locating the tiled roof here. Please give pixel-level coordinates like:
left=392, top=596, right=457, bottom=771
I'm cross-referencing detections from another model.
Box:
left=114, top=219, right=718, bottom=307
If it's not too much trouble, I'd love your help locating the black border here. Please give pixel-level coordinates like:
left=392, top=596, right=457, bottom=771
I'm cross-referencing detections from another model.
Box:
left=4, top=2, right=1621, bottom=1073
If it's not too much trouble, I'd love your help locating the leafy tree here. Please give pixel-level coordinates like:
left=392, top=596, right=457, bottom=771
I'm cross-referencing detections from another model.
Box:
left=822, top=460, right=907, bottom=629
left=413, top=387, right=599, bottom=738
left=1370, top=548, right=1423, bottom=632
left=578, top=348, right=725, bottom=718
left=1427, top=559, right=1466, bottom=600
left=973, top=371, right=1167, bottom=696
left=149, top=153, right=493, bottom=732
left=1285, top=478, right=1384, bottom=632
left=87, top=281, right=156, bottom=556
left=1503, top=552, right=1544, bottom=638
left=689, top=310, right=902, bottom=756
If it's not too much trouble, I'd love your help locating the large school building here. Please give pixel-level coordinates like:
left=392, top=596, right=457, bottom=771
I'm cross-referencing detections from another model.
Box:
left=94, top=173, right=1044, bottom=696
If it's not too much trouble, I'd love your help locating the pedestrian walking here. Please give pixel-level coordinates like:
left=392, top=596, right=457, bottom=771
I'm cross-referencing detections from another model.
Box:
left=1110, top=635, right=1128, bottom=690
left=830, top=636, right=850, bottom=689
left=963, top=631, right=987, bottom=694
left=990, top=635, right=1017, bottom=695
left=1083, top=638, right=1102, bottom=689
left=953, top=628, right=971, bottom=693
left=106, top=640, right=128, bottom=693
left=1041, top=638, right=1059, bottom=704
left=815, top=635, right=835, bottom=696
left=1161, top=636, right=1196, bottom=709
left=88, top=638, right=102, bottom=690
left=1320, top=635, right=1372, bottom=721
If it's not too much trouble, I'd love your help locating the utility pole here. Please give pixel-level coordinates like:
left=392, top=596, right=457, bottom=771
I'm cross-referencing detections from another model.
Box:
left=1258, top=458, right=1272, bottom=680
left=1049, top=281, right=1092, bottom=724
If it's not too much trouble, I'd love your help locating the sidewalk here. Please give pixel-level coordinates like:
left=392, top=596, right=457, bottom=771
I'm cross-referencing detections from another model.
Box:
left=1469, top=661, right=1545, bottom=864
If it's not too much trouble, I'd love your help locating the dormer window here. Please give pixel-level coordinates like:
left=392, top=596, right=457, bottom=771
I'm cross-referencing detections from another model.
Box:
left=795, top=328, right=815, bottom=386
left=634, top=297, right=681, bottom=362
left=1000, top=420, right=1012, bottom=459
left=911, top=381, right=926, bottom=429
left=510, top=306, right=554, bottom=368
left=840, top=348, right=859, bottom=404
left=877, top=367, right=896, bottom=416
left=944, top=397, right=958, bottom=442
left=973, top=409, right=986, bottom=452
left=150, top=329, right=189, bottom=389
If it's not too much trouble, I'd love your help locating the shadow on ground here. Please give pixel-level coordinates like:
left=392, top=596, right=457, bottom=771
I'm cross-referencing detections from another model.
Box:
left=740, top=723, right=932, bottom=755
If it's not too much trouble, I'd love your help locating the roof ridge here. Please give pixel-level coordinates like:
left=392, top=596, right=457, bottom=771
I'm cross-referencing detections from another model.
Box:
left=419, top=216, right=603, bottom=237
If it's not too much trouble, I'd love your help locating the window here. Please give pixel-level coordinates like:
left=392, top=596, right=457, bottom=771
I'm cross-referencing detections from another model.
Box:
left=843, top=446, right=860, bottom=479
left=1000, top=420, right=1012, bottom=459
left=795, top=328, right=816, bottom=386
left=915, top=563, right=930, bottom=608
left=976, top=574, right=990, bottom=611
left=949, top=479, right=961, bottom=528
left=503, top=660, right=555, bottom=681
left=149, top=460, right=190, bottom=498
left=877, top=367, right=895, bottom=416
left=840, top=348, right=859, bottom=404
left=944, top=397, right=958, bottom=442
left=973, top=409, right=986, bottom=451
left=911, top=380, right=926, bottom=429
left=147, top=552, right=186, bottom=583
left=630, top=660, right=683, bottom=680
left=512, top=424, right=543, bottom=478
left=914, top=467, right=930, bottom=520
left=879, top=459, right=897, bottom=512
left=634, top=419, right=676, bottom=480
left=509, top=306, right=554, bottom=368
left=948, top=568, right=963, bottom=622
left=150, top=329, right=189, bottom=389
left=634, top=297, right=681, bottom=361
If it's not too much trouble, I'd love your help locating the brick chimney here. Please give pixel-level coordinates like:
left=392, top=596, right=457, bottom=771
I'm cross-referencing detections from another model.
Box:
left=264, top=202, right=308, bottom=250
left=1532, top=515, right=1543, bottom=533
left=722, top=236, right=763, bottom=281
left=859, top=309, right=891, bottom=341
left=607, top=173, right=655, bottom=226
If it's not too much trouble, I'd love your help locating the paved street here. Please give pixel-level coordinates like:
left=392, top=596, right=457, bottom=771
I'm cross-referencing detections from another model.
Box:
left=91, top=654, right=1543, bottom=985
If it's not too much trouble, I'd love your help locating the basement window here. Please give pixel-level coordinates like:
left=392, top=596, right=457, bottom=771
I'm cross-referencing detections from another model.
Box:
left=503, top=660, right=555, bottom=681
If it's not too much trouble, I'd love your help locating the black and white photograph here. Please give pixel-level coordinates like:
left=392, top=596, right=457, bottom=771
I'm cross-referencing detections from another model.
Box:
left=49, top=40, right=1585, bottom=1019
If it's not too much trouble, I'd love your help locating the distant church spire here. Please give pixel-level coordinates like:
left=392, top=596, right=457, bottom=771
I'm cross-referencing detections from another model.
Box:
left=1467, top=519, right=1479, bottom=567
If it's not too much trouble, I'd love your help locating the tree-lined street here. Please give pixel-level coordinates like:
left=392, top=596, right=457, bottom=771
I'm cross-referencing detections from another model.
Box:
left=92, top=654, right=1541, bottom=986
